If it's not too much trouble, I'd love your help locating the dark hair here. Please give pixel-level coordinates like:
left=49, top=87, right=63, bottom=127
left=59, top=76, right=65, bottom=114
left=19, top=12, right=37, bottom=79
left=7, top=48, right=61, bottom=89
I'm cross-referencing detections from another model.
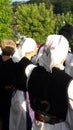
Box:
left=59, top=24, right=73, bottom=41
left=2, top=47, right=15, bottom=56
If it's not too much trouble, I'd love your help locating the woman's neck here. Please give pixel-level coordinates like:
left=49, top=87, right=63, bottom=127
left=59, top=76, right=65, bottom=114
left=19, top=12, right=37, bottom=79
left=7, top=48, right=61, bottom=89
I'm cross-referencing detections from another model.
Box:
left=2, top=55, right=11, bottom=61
left=54, top=64, right=64, bottom=70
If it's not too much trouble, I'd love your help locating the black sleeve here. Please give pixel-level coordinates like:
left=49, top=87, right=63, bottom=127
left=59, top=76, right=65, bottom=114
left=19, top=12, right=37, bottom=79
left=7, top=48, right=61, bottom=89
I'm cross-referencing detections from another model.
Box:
left=14, top=57, right=32, bottom=91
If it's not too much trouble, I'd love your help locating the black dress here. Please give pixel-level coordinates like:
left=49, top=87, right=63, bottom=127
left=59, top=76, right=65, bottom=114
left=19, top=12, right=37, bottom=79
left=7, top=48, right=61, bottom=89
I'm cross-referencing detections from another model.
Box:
left=27, top=66, right=72, bottom=121
left=0, top=55, right=17, bottom=130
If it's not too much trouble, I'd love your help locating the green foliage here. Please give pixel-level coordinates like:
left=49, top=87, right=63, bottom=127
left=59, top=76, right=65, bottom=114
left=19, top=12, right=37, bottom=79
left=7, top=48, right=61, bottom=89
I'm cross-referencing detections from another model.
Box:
left=0, top=0, right=13, bottom=42
left=14, top=3, right=55, bottom=43
left=29, top=0, right=51, bottom=9
left=55, top=12, right=73, bottom=34
left=14, top=2, right=73, bottom=44
left=29, top=0, right=73, bottom=14
left=1, top=0, right=73, bottom=44
left=54, top=12, right=73, bottom=47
